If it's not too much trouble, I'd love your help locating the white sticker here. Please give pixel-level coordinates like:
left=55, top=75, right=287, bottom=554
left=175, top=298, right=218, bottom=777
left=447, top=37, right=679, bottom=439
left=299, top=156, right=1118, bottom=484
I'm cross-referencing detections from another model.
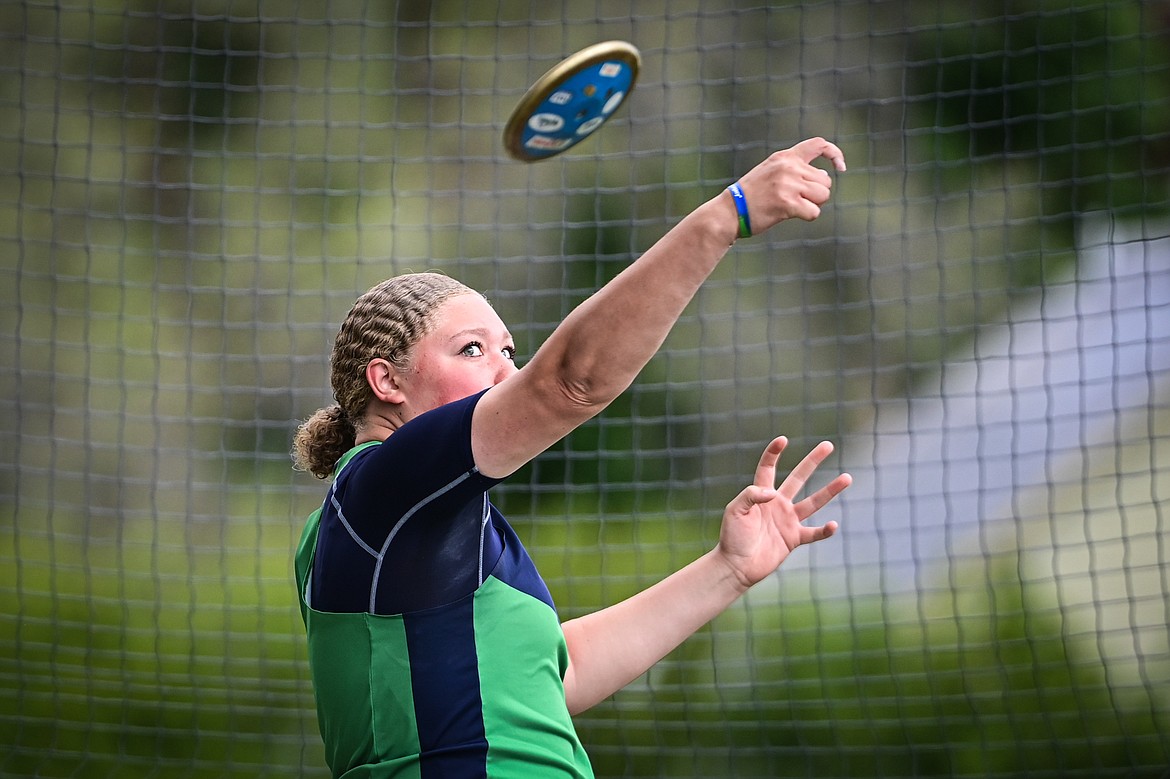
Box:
left=525, top=135, right=573, bottom=150
left=599, top=63, right=622, bottom=78
left=576, top=116, right=605, bottom=135
left=528, top=113, right=565, bottom=132
left=549, top=90, right=572, bottom=105
left=602, top=90, right=625, bottom=114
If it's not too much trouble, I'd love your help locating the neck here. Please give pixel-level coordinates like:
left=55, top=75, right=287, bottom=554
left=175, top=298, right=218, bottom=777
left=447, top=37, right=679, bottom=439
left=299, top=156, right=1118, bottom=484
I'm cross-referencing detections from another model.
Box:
left=354, top=404, right=402, bottom=445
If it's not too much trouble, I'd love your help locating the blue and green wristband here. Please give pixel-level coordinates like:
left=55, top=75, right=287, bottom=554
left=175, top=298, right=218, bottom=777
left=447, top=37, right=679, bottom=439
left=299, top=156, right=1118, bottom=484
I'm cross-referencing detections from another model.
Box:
left=727, top=182, right=752, bottom=239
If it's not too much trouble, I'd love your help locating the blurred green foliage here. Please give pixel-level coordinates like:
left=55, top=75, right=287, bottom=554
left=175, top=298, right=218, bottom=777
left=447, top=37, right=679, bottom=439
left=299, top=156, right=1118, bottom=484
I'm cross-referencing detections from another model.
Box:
left=1, top=1, right=1168, bottom=777
left=903, top=0, right=1170, bottom=286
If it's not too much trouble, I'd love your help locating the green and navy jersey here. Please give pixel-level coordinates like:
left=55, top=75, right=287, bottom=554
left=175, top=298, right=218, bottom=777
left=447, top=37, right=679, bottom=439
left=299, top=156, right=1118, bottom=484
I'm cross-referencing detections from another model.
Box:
left=295, top=391, right=593, bottom=778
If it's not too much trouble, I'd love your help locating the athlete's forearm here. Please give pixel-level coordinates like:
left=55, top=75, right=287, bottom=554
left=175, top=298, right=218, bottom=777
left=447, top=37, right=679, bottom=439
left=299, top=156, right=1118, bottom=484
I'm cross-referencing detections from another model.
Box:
left=528, top=138, right=843, bottom=419
left=471, top=194, right=739, bottom=478
left=559, top=547, right=747, bottom=715
left=527, top=192, right=739, bottom=412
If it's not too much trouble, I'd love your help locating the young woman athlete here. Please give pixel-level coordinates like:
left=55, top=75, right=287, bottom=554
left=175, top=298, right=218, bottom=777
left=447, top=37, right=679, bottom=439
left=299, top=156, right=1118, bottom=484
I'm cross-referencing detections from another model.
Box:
left=293, top=137, right=852, bottom=778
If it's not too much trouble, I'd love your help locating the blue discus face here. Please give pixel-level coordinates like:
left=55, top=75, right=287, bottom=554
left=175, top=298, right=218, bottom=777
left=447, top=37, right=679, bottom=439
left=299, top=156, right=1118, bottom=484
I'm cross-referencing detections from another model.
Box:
left=517, top=58, right=636, bottom=159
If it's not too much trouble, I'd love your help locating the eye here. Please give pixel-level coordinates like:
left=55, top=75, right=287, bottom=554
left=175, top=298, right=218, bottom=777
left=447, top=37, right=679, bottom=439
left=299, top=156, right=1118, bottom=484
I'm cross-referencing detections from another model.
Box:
left=460, top=342, right=485, bottom=357
left=502, top=346, right=517, bottom=361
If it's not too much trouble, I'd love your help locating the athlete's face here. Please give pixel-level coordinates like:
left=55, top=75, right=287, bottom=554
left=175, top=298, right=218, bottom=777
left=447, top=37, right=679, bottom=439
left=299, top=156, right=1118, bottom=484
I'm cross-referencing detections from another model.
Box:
left=397, top=293, right=518, bottom=417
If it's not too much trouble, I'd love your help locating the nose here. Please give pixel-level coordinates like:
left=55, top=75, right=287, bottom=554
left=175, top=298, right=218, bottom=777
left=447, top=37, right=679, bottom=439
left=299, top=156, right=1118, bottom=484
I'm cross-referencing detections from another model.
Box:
left=495, top=355, right=519, bottom=383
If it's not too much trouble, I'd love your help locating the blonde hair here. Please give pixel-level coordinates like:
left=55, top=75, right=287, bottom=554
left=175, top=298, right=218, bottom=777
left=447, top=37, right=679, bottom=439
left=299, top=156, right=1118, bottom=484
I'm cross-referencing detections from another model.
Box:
left=292, top=272, right=475, bottom=479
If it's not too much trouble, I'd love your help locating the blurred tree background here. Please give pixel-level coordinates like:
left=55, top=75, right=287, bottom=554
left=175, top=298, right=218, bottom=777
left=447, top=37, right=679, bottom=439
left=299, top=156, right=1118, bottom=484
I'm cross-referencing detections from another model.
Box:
left=1, top=1, right=1168, bottom=777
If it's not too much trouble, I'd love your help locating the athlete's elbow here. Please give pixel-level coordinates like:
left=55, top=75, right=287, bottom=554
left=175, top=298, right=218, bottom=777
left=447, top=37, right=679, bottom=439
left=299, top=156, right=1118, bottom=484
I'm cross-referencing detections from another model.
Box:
left=555, top=374, right=611, bottom=415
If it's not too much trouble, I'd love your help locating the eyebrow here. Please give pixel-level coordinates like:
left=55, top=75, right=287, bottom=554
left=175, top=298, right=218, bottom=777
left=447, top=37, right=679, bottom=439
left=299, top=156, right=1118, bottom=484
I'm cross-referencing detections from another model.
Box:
left=447, top=327, right=513, bottom=344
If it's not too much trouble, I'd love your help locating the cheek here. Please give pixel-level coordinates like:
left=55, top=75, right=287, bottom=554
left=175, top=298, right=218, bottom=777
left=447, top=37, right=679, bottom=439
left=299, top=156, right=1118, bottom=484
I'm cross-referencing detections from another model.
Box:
left=437, top=377, right=479, bottom=404
left=422, top=363, right=488, bottom=405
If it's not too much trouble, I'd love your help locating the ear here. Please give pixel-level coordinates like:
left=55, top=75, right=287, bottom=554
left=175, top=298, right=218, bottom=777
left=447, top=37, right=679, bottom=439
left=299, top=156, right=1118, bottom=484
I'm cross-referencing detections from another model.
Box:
left=365, top=358, right=406, bottom=404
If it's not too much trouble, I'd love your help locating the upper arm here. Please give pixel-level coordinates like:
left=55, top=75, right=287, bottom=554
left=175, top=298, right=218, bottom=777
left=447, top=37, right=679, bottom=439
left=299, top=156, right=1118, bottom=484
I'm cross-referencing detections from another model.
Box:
left=469, top=364, right=604, bottom=480
left=558, top=618, right=593, bottom=716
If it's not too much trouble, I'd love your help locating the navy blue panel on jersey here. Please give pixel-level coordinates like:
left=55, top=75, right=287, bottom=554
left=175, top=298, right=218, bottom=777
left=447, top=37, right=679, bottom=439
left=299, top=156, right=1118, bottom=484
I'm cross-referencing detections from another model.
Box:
left=490, top=512, right=556, bottom=611
left=310, top=390, right=505, bottom=615
left=404, top=594, right=488, bottom=778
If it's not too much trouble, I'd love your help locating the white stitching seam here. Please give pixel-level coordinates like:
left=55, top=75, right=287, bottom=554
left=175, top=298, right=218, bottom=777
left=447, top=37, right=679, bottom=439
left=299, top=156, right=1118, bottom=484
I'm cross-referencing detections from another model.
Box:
left=367, top=469, right=477, bottom=613
left=332, top=487, right=381, bottom=558
left=477, top=493, right=490, bottom=587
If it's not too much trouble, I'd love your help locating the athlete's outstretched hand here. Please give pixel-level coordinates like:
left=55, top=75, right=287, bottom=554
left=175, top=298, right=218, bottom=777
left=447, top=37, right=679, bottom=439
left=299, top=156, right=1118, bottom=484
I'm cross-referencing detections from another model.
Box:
left=717, top=436, right=851, bottom=591
left=733, top=138, right=847, bottom=231
left=561, top=435, right=850, bottom=714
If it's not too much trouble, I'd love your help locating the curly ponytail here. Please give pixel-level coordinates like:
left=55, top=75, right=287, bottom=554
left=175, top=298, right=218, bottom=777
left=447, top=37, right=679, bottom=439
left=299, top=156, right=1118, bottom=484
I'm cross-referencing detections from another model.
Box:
left=291, top=404, right=356, bottom=479
left=292, top=272, right=476, bottom=479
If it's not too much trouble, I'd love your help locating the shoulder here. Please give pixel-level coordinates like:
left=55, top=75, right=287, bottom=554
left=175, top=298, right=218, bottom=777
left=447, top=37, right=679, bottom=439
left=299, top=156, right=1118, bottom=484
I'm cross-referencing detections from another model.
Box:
left=346, top=390, right=499, bottom=495
left=389, top=390, right=486, bottom=463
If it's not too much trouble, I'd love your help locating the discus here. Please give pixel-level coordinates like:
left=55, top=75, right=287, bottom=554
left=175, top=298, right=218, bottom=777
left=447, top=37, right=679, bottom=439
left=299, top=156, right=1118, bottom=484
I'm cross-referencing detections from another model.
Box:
left=503, top=40, right=641, bottom=162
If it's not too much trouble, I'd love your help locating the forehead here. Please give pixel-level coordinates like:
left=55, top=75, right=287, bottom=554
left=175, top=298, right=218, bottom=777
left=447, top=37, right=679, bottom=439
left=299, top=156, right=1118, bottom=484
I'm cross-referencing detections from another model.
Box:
left=428, top=293, right=509, bottom=337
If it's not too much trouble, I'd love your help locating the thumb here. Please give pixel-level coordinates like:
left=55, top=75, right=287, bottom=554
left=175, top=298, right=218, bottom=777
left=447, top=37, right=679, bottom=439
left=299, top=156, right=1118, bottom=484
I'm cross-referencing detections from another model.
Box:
left=729, top=485, right=777, bottom=515
left=791, top=137, right=847, bottom=172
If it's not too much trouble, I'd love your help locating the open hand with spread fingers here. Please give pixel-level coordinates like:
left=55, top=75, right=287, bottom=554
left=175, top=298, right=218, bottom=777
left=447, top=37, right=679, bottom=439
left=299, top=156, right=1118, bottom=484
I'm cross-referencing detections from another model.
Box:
left=717, top=436, right=852, bottom=591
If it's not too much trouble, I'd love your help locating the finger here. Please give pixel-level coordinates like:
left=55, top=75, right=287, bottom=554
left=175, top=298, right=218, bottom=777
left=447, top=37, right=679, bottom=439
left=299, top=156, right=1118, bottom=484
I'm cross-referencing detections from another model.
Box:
left=791, top=137, right=847, bottom=172
left=794, top=472, right=852, bottom=521
left=800, top=180, right=832, bottom=207
left=792, top=202, right=822, bottom=222
left=777, top=441, right=835, bottom=501
left=799, top=520, right=839, bottom=545
left=805, top=166, right=833, bottom=187
left=753, top=436, right=787, bottom=488
left=787, top=179, right=832, bottom=222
